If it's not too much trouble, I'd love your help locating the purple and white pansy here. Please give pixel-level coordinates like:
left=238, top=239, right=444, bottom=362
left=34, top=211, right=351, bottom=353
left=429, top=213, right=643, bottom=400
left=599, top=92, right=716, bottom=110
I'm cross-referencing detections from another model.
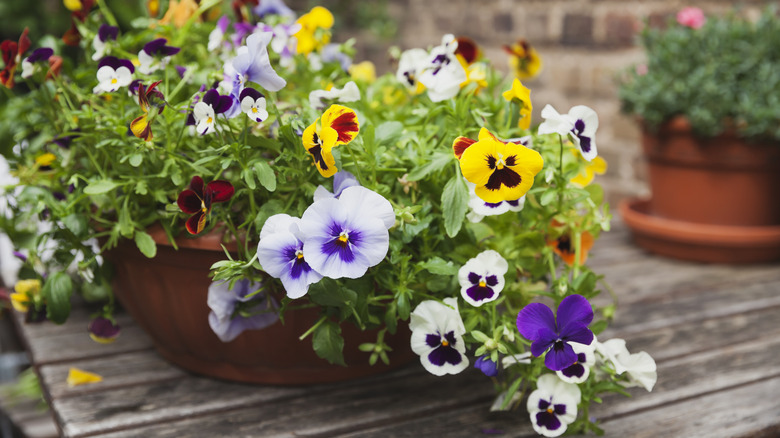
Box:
left=458, top=250, right=508, bottom=307
left=410, top=297, right=469, bottom=376
left=138, top=38, right=180, bottom=75
left=91, top=24, right=118, bottom=61
left=269, top=22, right=301, bottom=68
left=256, top=214, right=323, bottom=299
left=527, top=374, right=582, bottom=437
left=594, top=337, right=657, bottom=391
left=239, top=88, right=268, bottom=122
left=466, top=181, right=525, bottom=223
left=299, top=186, right=394, bottom=279
left=555, top=341, right=595, bottom=384
left=537, top=104, right=599, bottom=162
left=396, top=48, right=428, bottom=93
left=516, top=294, right=594, bottom=371
left=227, top=31, right=286, bottom=94
left=253, top=0, right=296, bottom=19
left=207, top=279, right=279, bottom=342
left=418, top=34, right=467, bottom=102
left=95, top=56, right=134, bottom=93
left=208, top=16, right=231, bottom=52
left=21, top=48, right=53, bottom=79
left=193, top=89, right=233, bottom=135
left=313, top=170, right=359, bottom=202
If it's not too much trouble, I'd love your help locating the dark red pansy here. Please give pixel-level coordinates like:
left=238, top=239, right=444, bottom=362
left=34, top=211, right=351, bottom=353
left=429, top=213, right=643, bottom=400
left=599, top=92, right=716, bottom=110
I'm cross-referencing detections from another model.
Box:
left=1, top=28, right=31, bottom=88
left=177, top=176, right=235, bottom=234
left=455, top=36, right=480, bottom=65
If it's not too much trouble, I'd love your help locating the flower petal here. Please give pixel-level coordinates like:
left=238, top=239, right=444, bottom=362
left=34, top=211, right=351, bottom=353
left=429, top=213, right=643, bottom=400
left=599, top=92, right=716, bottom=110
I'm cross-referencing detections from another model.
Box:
left=322, top=104, right=359, bottom=145
left=517, top=302, right=556, bottom=341
left=206, top=180, right=234, bottom=203
left=556, top=294, right=593, bottom=328
left=177, top=189, right=202, bottom=214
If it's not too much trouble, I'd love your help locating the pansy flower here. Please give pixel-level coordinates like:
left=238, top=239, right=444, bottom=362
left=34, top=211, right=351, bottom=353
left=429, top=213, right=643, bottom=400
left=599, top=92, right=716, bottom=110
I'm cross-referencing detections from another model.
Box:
left=87, top=316, right=121, bottom=344
left=239, top=88, right=268, bottom=122
left=256, top=214, right=323, bottom=299
left=158, top=0, right=199, bottom=29
left=302, top=104, right=359, bottom=178
left=313, top=170, right=359, bottom=202
left=465, top=181, right=525, bottom=223
left=538, top=104, right=599, bottom=162
left=458, top=250, right=508, bottom=307
left=308, top=81, right=360, bottom=110
left=294, top=6, right=334, bottom=55
left=130, top=80, right=166, bottom=141
left=556, top=341, right=595, bottom=384
left=91, top=24, right=118, bottom=61
left=457, top=127, right=544, bottom=204
left=96, top=56, right=134, bottom=93
left=502, top=78, right=533, bottom=130
left=396, top=48, right=428, bottom=95
left=208, top=16, right=230, bottom=52
left=176, top=176, right=235, bottom=234
left=595, top=338, right=657, bottom=391
left=269, top=22, right=302, bottom=67
left=474, top=355, right=498, bottom=377
left=1, top=28, right=31, bottom=88
left=454, top=36, right=480, bottom=65
left=349, top=61, right=376, bottom=83
left=299, top=186, right=394, bottom=279
left=418, top=34, right=467, bottom=102
left=547, top=226, right=595, bottom=266
left=20, top=48, right=53, bottom=79
left=207, top=279, right=279, bottom=342
left=253, top=0, right=296, bottom=19
left=571, top=155, right=607, bottom=187
left=409, top=297, right=469, bottom=376
left=516, top=294, right=594, bottom=371
left=138, top=38, right=180, bottom=75
left=225, top=31, right=286, bottom=102
left=10, top=279, right=41, bottom=313
left=193, top=89, right=234, bottom=135
left=527, top=374, right=581, bottom=437
left=503, top=39, right=542, bottom=80
left=677, top=7, right=706, bottom=29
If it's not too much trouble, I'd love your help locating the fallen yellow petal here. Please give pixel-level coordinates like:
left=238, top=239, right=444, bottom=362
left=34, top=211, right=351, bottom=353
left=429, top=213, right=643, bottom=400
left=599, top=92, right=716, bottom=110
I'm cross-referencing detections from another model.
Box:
left=67, top=368, right=103, bottom=387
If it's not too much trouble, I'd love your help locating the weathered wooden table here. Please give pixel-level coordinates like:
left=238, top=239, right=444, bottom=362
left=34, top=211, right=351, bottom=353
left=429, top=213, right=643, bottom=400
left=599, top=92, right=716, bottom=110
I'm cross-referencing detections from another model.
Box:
left=11, top=222, right=780, bottom=437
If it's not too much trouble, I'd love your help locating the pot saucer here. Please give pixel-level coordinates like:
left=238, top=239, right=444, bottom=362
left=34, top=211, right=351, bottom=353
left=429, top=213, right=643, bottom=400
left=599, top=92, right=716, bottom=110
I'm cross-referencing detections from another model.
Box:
left=619, top=197, right=780, bottom=264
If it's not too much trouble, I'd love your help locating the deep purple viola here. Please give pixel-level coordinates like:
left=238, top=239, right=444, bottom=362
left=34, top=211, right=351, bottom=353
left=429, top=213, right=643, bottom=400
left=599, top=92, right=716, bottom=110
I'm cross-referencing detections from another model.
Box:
left=92, top=24, right=118, bottom=61
left=474, top=355, right=498, bottom=377
left=138, top=38, right=180, bottom=74
left=87, top=316, right=120, bottom=344
left=516, top=294, right=594, bottom=371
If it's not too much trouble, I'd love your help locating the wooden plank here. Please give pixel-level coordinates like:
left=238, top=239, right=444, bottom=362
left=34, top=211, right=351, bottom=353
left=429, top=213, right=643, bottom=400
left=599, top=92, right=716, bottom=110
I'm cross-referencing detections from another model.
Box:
left=23, top=324, right=153, bottom=366
left=38, top=350, right=187, bottom=399
left=0, top=384, right=59, bottom=438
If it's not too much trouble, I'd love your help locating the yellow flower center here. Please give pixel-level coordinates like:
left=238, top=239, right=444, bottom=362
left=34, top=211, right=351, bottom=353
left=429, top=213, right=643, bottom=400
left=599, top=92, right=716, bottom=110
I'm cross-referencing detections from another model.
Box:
left=297, top=253, right=304, bottom=260
left=441, top=339, right=449, bottom=347
left=547, top=408, right=554, bottom=414
left=479, top=281, right=486, bottom=287
left=200, top=200, right=208, bottom=214
left=207, top=117, right=213, bottom=124
left=495, top=153, right=506, bottom=170
left=251, top=107, right=257, bottom=113
left=338, top=232, right=349, bottom=243
left=111, top=78, right=118, bottom=84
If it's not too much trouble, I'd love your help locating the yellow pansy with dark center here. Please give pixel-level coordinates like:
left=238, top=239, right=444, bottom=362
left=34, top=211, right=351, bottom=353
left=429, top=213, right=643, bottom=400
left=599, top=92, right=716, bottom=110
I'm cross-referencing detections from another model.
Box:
left=459, top=127, right=543, bottom=203
left=302, top=105, right=359, bottom=178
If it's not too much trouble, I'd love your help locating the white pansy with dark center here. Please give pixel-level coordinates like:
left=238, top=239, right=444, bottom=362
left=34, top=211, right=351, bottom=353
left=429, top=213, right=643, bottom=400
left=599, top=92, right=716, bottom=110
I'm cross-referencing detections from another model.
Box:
left=555, top=341, right=596, bottom=384
left=537, top=104, right=599, bottom=162
left=396, top=48, right=428, bottom=92
left=409, top=297, right=469, bottom=376
left=239, top=88, right=268, bottom=122
left=95, top=56, right=134, bottom=93
left=465, top=181, right=525, bottom=223
left=418, top=34, right=467, bottom=102
left=527, top=374, right=582, bottom=437
left=458, top=250, right=508, bottom=307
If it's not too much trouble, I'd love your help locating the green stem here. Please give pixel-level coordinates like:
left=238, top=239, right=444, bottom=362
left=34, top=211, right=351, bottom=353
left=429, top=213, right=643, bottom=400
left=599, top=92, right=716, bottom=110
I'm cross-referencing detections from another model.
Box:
left=299, top=315, right=328, bottom=341
left=95, top=0, right=119, bottom=27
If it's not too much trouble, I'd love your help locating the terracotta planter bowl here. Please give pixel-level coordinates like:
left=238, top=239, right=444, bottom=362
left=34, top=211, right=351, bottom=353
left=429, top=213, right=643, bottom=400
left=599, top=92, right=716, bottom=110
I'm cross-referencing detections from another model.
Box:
left=104, top=225, right=415, bottom=385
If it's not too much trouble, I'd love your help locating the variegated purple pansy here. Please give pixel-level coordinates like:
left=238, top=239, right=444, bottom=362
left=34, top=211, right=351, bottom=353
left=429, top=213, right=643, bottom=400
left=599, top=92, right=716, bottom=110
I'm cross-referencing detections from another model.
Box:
left=458, top=250, right=508, bottom=307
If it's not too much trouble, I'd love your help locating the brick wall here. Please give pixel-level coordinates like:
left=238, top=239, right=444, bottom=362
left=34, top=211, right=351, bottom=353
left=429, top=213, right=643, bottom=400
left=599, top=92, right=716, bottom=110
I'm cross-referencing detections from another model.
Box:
left=325, top=0, right=775, bottom=204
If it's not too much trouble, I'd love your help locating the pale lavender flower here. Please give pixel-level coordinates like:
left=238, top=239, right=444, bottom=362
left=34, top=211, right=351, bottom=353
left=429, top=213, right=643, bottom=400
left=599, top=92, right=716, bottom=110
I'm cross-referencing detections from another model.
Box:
left=253, top=0, right=296, bottom=19
left=208, top=16, right=231, bottom=52
left=229, top=31, right=286, bottom=92
left=312, top=171, right=359, bottom=202
left=207, top=279, right=279, bottom=342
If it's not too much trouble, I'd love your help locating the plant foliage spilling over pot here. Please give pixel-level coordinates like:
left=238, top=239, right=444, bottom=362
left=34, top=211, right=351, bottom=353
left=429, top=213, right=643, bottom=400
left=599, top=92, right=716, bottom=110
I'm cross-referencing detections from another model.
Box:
left=0, top=0, right=657, bottom=434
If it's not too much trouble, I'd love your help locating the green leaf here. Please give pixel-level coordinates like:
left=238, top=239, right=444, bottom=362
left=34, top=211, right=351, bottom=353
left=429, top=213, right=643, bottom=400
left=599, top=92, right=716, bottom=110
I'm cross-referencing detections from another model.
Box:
left=129, top=153, right=143, bottom=167
left=308, top=280, right=358, bottom=308
left=585, top=184, right=605, bottom=206
left=42, top=272, right=73, bottom=324
left=419, top=257, right=459, bottom=275
left=374, top=121, right=403, bottom=145
left=84, top=179, right=120, bottom=195
left=62, top=214, right=87, bottom=237
left=242, top=167, right=256, bottom=190
left=441, top=175, right=468, bottom=237
left=254, top=161, right=277, bottom=192
left=406, top=152, right=453, bottom=182
left=134, top=230, right=157, bottom=258
left=312, top=320, right=346, bottom=366
left=540, top=189, right=558, bottom=206
left=501, top=376, right=524, bottom=410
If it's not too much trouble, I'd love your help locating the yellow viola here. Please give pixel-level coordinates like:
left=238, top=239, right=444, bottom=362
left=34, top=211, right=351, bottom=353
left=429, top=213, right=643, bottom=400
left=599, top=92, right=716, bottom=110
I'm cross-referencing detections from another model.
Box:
left=458, top=128, right=543, bottom=203
left=504, top=40, right=542, bottom=80
left=11, top=279, right=42, bottom=313
left=571, top=156, right=607, bottom=187
left=63, top=0, right=82, bottom=11
left=349, top=61, right=376, bottom=83
left=502, top=78, right=533, bottom=130
left=294, top=6, right=334, bottom=55
left=302, top=105, right=359, bottom=178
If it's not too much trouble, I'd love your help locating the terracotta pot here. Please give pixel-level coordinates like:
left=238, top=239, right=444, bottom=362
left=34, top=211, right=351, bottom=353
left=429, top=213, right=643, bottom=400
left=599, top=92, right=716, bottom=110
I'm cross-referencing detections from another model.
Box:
left=641, top=117, right=780, bottom=226
left=103, top=225, right=415, bottom=385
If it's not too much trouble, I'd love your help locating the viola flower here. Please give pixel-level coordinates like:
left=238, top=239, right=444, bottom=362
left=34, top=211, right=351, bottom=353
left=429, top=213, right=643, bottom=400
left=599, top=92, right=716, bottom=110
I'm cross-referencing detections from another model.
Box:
left=1, top=28, right=31, bottom=88
left=474, top=355, right=498, bottom=377
left=193, top=89, right=234, bottom=135
left=502, top=78, right=533, bottom=130
left=571, top=155, right=607, bottom=187
left=87, top=317, right=121, bottom=344
left=595, top=338, right=657, bottom=391
left=207, top=279, right=279, bottom=342
left=409, top=297, right=469, bottom=376
left=299, top=186, right=394, bottom=279
left=547, top=228, right=595, bottom=266
left=527, top=374, right=581, bottom=437
left=396, top=48, right=428, bottom=95
left=503, top=39, right=542, bottom=80
left=294, top=6, right=334, bottom=55
left=555, top=341, right=595, bottom=384
left=466, top=181, right=526, bottom=223
left=158, top=0, right=199, bottom=28
left=418, top=34, right=467, bottom=102
left=138, top=38, right=180, bottom=75
left=130, top=80, right=166, bottom=141
left=10, top=279, right=41, bottom=313
left=501, top=352, right=533, bottom=369
left=457, top=127, right=544, bottom=204
left=95, top=56, right=134, bottom=93
left=458, top=250, right=508, bottom=307
left=454, top=36, right=480, bottom=65
left=349, top=61, right=376, bottom=83
left=677, top=7, right=706, bottom=29
left=516, top=294, right=594, bottom=371
left=313, top=170, right=359, bottom=202
left=269, top=22, right=301, bottom=67
left=253, top=0, right=296, bottom=19
left=308, top=81, right=361, bottom=110
left=239, top=88, right=268, bottom=122
left=20, top=48, right=53, bottom=79
left=302, top=104, right=359, bottom=178
left=91, top=24, right=118, bottom=61
left=257, top=214, right=323, bottom=299
left=208, top=16, right=231, bottom=52
left=176, top=176, right=235, bottom=234
left=225, top=31, right=286, bottom=100
left=538, top=104, right=599, bottom=162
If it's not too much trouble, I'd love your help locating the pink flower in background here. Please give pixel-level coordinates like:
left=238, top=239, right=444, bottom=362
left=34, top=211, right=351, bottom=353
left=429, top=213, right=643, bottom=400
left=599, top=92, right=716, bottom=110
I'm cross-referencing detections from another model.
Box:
left=677, top=7, right=706, bottom=29
left=635, top=64, right=648, bottom=76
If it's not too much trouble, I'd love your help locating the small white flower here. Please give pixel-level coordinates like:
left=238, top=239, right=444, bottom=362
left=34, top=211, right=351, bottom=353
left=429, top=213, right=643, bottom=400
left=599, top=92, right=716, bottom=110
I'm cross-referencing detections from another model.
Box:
left=527, top=374, right=582, bottom=437
left=95, top=57, right=133, bottom=93
left=308, top=81, right=361, bottom=110
left=193, top=101, right=216, bottom=135
left=501, top=351, right=532, bottom=369
left=409, top=297, right=469, bottom=376
left=396, top=48, right=428, bottom=92
left=418, top=34, right=467, bottom=102
left=239, top=88, right=268, bottom=122
left=457, top=250, right=508, bottom=307
left=537, top=104, right=599, bottom=161
left=595, top=337, right=658, bottom=391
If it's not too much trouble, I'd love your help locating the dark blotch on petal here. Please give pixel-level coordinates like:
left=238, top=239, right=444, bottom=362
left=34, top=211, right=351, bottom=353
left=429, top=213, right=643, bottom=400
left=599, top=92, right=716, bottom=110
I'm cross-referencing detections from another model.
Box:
left=98, top=24, right=118, bottom=42
left=329, top=111, right=358, bottom=144
left=466, top=284, right=495, bottom=302
left=485, top=167, right=522, bottom=191
left=535, top=411, right=562, bottom=431
left=240, top=87, right=263, bottom=101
